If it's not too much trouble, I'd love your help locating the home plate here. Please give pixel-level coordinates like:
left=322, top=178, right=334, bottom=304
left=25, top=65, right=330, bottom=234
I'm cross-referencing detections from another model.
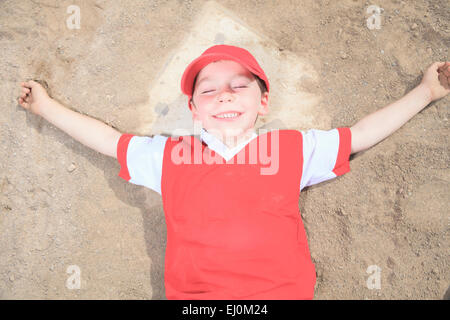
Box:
left=135, top=0, right=321, bottom=137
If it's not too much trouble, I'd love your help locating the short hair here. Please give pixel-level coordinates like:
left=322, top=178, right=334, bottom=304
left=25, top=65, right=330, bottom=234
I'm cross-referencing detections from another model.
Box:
left=254, top=75, right=268, bottom=95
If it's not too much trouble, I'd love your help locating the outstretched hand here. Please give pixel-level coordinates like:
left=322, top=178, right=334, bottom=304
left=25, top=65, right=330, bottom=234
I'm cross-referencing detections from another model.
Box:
left=18, top=80, right=52, bottom=116
left=420, top=61, right=450, bottom=102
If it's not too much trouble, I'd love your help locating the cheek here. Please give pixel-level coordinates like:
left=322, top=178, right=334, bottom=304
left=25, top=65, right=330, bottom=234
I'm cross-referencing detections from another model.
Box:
left=194, top=104, right=213, bottom=118
left=194, top=97, right=215, bottom=111
left=242, top=90, right=261, bottom=104
left=194, top=95, right=209, bottom=106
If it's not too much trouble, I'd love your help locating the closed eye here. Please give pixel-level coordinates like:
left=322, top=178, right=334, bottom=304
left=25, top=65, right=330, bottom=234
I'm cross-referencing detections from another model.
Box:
left=201, top=86, right=247, bottom=94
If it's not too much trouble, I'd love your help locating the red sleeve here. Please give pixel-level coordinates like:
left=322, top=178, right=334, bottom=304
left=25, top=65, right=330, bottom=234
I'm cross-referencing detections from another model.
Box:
left=117, top=133, right=134, bottom=181
left=333, top=127, right=352, bottom=176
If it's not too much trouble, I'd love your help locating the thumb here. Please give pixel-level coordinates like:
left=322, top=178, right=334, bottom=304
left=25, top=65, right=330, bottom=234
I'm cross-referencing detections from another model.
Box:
left=28, top=79, right=51, bottom=94
left=435, top=61, right=448, bottom=71
left=25, top=80, right=39, bottom=89
left=27, top=80, right=38, bottom=88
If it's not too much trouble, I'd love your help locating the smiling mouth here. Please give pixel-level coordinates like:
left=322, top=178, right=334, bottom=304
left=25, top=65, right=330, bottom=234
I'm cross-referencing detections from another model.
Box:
left=213, top=112, right=243, bottom=120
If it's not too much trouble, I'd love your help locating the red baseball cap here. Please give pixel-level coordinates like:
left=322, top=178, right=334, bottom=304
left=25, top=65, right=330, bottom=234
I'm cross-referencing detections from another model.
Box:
left=180, top=44, right=270, bottom=109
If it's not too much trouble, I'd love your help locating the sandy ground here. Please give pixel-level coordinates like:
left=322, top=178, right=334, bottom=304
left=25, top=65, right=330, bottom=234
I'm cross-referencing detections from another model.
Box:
left=1, top=0, right=449, bottom=299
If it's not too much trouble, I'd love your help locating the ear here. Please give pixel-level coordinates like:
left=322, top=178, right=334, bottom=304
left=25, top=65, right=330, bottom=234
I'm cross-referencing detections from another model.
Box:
left=257, top=92, right=269, bottom=116
left=189, top=99, right=199, bottom=120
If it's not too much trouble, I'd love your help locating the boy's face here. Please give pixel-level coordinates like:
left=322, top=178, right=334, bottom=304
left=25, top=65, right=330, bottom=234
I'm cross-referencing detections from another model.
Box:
left=189, top=60, right=269, bottom=140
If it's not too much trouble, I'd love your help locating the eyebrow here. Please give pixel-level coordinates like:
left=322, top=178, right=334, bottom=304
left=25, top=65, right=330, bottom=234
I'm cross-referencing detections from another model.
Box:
left=196, top=73, right=251, bottom=87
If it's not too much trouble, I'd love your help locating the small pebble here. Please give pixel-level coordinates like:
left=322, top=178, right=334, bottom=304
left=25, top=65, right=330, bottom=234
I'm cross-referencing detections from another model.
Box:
left=67, top=163, right=76, bottom=172
left=340, top=52, right=349, bottom=59
left=411, top=23, right=418, bottom=30
left=336, top=208, right=348, bottom=216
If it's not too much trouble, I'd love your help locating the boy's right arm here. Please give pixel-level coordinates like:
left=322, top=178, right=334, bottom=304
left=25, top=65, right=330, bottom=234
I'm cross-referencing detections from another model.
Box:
left=18, top=80, right=121, bottom=159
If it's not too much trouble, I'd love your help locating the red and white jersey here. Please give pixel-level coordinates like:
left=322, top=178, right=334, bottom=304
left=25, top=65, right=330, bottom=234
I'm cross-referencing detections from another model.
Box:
left=117, top=127, right=352, bottom=299
left=117, top=127, right=351, bottom=193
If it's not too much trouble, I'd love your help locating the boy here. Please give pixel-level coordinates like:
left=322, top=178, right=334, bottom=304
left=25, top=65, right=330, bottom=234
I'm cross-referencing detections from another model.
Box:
left=18, top=45, right=449, bottom=300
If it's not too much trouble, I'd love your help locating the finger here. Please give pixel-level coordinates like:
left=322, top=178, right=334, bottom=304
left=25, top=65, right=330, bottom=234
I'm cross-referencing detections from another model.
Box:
left=445, top=64, right=450, bottom=77
left=26, top=80, right=41, bottom=89
left=438, top=73, right=450, bottom=90
left=440, top=63, right=450, bottom=77
left=24, top=80, right=37, bottom=89
left=436, top=62, right=446, bottom=73
left=21, top=87, right=30, bottom=94
left=18, top=97, right=28, bottom=108
left=437, top=61, right=450, bottom=73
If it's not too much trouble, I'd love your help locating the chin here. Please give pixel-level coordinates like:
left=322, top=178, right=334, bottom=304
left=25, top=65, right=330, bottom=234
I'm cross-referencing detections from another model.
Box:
left=221, top=126, right=249, bottom=136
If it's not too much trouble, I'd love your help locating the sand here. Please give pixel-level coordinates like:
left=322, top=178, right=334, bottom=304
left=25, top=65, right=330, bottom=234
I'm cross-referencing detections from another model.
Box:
left=0, top=0, right=448, bottom=299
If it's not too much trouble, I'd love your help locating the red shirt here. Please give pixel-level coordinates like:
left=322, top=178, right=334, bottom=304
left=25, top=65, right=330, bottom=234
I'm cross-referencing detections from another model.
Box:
left=117, top=127, right=352, bottom=299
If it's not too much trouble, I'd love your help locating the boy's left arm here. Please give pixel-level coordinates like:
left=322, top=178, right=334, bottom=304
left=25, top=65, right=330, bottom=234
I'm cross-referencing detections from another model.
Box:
left=350, top=61, right=450, bottom=154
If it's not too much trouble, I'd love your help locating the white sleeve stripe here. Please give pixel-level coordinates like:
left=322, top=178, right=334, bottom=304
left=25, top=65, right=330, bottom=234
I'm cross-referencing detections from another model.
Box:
left=126, top=135, right=167, bottom=195
left=300, top=128, right=340, bottom=191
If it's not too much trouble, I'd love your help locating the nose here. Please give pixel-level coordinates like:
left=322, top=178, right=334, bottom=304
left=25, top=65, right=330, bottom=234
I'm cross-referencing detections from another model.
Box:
left=217, top=85, right=235, bottom=103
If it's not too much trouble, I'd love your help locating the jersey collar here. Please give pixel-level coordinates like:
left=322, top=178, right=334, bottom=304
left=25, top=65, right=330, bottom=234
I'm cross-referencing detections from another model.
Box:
left=200, top=127, right=258, bottom=161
